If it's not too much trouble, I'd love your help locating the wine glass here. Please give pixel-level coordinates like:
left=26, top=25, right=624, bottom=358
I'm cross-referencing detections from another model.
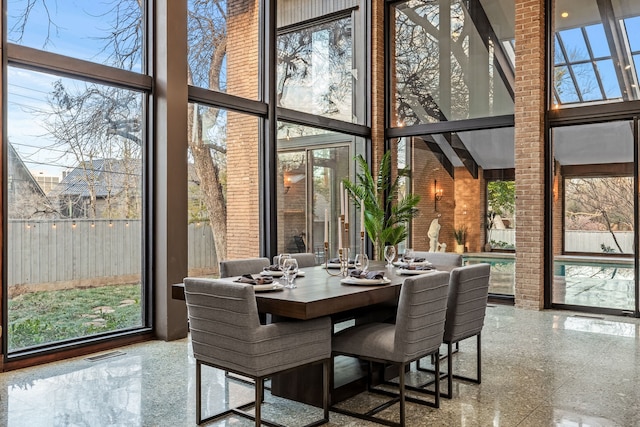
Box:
left=355, top=253, right=369, bottom=273
left=277, top=253, right=291, bottom=271
left=404, top=248, right=415, bottom=267
left=282, top=258, right=298, bottom=289
left=384, top=245, right=396, bottom=268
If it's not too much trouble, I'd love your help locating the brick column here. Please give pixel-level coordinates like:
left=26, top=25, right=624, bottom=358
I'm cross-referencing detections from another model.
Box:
left=226, top=0, right=260, bottom=259
left=514, top=0, right=546, bottom=309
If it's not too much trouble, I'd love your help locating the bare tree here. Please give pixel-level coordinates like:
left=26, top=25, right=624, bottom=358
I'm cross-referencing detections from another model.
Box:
left=565, top=177, right=634, bottom=253
left=10, top=0, right=229, bottom=259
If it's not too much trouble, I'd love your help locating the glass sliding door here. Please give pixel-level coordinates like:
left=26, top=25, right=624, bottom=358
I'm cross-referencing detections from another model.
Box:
left=276, top=123, right=364, bottom=259
left=551, top=121, right=635, bottom=312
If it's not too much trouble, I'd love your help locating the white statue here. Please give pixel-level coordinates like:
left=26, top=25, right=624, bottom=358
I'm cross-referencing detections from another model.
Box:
left=437, top=242, right=447, bottom=252
left=428, top=218, right=441, bottom=252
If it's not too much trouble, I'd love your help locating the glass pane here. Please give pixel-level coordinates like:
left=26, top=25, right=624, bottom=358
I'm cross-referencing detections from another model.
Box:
left=276, top=123, right=364, bottom=258
left=7, top=68, right=144, bottom=351
left=397, top=127, right=515, bottom=296
left=553, top=0, right=640, bottom=107
left=595, top=60, right=623, bottom=99
left=558, top=29, right=590, bottom=62
left=277, top=17, right=354, bottom=122
left=554, top=37, right=565, bottom=65
left=625, top=16, right=640, bottom=52
left=188, top=104, right=260, bottom=264
left=7, top=1, right=143, bottom=72
left=188, top=0, right=259, bottom=99
left=392, top=0, right=514, bottom=126
left=571, top=62, right=601, bottom=101
left=585, top=25, right=609, bottom=58
left=552, top=121, right=635, bottom=311
left=555, top=65, right=580, bottom=103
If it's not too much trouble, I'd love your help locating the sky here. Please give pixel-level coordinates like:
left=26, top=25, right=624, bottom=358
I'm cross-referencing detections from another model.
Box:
left=7, top=0, right=144, bottom=178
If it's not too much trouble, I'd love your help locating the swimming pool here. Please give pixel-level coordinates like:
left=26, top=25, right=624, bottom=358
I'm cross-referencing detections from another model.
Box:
left=463, top=253, right=635, bottom=310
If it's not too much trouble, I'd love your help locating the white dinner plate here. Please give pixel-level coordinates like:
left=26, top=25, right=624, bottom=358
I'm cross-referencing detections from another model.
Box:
left=253, top=283, right=284, bottom=292
left=260, top=270, right=305, bottom=277
left=392, top=260, right=432, bottom=267
left=340, top=277, right=391, bottom=286
left=396, top=268, right=436, bottom=275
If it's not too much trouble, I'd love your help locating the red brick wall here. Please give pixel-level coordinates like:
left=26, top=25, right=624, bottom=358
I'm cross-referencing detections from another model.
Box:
left=514, top=0, right=546, bottom=309
left=226, top=0, right=260, bottom=259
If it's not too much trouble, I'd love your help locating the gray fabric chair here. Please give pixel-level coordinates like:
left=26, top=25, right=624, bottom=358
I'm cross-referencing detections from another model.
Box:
left=412, top=251, right=463, bottom=268
left=441, top=263, right=491, bottom=397
left=219, top=257, right=270, bottom=278
left=331, top=272, right=450, bottom=427
left=272, top=253, right=317, bottom=268
left=417, top=263, right=490, bottom=398
left=184, top=277, right=331, bottom=426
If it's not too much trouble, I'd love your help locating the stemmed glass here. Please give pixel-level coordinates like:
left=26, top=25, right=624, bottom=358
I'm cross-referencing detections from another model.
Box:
left=384, top=245, right=396, bottom=268
left=277, top=253, right=291, bottom=271
left=282, top=258, right=298, bottom=289
left=355, top=253, right=369, bottom=273
left=404, top=248, right=415, bottom=267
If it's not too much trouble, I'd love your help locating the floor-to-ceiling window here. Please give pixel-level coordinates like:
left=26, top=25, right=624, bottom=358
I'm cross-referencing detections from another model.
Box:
left=4, top=1, right=150, bottom=355
left=275, top=1, right=370, bottom=262
left=186, top=0, right=265, bottom=269
left=549, top=0, right=640, bottom=315
left=389, top=0, right=516, bottom=298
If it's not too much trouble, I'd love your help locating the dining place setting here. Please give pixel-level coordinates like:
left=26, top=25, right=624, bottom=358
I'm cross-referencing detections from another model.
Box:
left=390, top=247, right=438, bottom=276
left=238, top=253, right=307, bottom=290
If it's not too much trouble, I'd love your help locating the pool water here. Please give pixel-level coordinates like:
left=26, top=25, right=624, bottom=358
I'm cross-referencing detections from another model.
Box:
left=463, top=254, right=635, bottom=310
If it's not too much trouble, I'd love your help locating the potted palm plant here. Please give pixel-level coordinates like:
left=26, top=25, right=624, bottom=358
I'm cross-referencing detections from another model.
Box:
left=453, top=226, right=467, bottom=254
left=342, top=152, right=420, bottom=260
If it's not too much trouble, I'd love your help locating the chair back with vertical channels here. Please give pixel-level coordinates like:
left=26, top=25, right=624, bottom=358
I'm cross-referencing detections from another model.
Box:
left=412, top=251, right=463, bottom=267
left=393, top=271, right=450, bottom=362
left=273, top=253, right=316, bottom=268
left=219, top=257, right=270, bottom=278
left=184, top=277, right=331, bottom=378
left=443, top=263, right=491, bottom=344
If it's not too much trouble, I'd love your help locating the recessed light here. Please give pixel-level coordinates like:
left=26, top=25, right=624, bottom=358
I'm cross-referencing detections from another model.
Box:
left=561, top=11, right=569, bottom=18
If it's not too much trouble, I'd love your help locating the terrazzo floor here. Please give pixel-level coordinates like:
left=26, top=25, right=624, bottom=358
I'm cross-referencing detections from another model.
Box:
left=2, top=305, right=640, bottom=426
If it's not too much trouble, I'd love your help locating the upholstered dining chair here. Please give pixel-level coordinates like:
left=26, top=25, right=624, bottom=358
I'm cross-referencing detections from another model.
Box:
left=411, top=251, right=463, bottom=268
left=272, top=253, right=317, bottom=268
left=417, top=263, right=490, bottom=398
left=183, top=277, right=331, bottom=426
left=219, top=257, right=270, bottom=278
left=331, top=272, right=450, bottom=427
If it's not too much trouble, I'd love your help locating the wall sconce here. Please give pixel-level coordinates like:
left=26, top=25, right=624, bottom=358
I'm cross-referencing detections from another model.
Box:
left=284, top=175, right=291, bottom=194
left=434, top=179, right=443, bottom=211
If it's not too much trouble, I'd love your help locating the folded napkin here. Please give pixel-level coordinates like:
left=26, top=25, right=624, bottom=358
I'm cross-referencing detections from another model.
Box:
left=263, top=264, right=282, bottom=272
left=349, top=270, right=385, bottom=280
left=405, top=264, right=434, bottom=271
left=234, top=274, right=274, bottom=285
left=401, top=256, right=426, bottom=263
left=328, top=258, right=355, bottom=264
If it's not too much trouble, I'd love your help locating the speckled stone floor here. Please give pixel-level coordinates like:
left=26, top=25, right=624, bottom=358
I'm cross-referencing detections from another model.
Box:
left=2, top=305, right=640, bottom=426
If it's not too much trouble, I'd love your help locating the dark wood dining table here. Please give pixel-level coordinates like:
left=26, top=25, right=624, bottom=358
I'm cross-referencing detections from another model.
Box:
left=172, top=261, right=407, bottom=319
left=173, top=261, right=452, bottom=406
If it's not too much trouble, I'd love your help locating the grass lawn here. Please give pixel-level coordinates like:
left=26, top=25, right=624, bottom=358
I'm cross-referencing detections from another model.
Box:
left=8, top=284, right=142, bottom=351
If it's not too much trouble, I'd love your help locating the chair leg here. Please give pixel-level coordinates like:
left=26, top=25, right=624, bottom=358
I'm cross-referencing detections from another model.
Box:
left=434, top=350, right=440, bottom=408
left=477, top=333, right=482, bottom=383
left=255, top=377, right=263, bottom=427
left=323, top=359, right=330, bottom=421
left=447, top=342, right=453, bottom=399
left=399, top=363, right=406, bottom=427
left=196, top=360, right=202, bottom=424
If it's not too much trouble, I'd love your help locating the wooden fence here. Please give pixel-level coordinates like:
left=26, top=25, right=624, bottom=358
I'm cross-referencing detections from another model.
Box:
left=7, top=219, right=217, bottom=291
left=490, top=229, right=633, bottom=253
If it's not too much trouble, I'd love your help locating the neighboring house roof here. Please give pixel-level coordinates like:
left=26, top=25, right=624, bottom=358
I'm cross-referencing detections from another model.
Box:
left=50, top=158, right=141, bottom=199
left=8, top=143, right=47, bottom=198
